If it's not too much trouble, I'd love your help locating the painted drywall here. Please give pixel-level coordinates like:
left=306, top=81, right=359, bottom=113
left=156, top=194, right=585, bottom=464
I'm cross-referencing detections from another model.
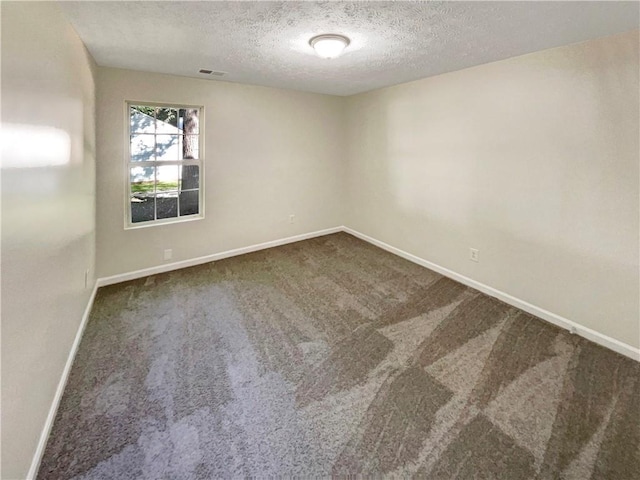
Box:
left=345, top=30, right=640, bottom=349
left=1, top=2, right=97, bottom=478
left=96, top=68, right=345, bottom=278
left=3, top=17, right=636, bottom=478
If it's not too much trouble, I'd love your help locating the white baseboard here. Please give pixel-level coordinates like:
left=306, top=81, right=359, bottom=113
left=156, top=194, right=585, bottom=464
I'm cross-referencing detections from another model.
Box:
left=96, top=226, right=343, bottom=287
left=27, top=280, right=100, bottom=480
left=343, top=226, right=640, bottom=362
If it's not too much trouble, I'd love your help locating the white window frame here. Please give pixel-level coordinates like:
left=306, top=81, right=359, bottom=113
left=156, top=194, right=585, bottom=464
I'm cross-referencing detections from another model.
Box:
left=125, top=101, right=205, bottom=229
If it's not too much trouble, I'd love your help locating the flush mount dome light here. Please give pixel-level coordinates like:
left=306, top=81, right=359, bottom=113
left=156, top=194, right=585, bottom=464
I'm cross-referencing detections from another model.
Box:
left=309, top=34, right=350, bottom=59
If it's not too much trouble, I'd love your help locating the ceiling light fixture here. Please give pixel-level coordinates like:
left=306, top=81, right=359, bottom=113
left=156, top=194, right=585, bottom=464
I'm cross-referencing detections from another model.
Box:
left=309, top=34, right=350, bottom=59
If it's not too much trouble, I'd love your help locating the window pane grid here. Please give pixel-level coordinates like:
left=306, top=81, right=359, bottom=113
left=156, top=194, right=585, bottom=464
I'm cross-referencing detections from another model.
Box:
left=128, top=103, right=202, bottom=225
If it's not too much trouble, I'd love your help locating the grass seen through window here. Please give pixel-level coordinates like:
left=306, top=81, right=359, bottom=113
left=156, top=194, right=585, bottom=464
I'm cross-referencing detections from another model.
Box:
left=131, top=181, right=180, bottom=193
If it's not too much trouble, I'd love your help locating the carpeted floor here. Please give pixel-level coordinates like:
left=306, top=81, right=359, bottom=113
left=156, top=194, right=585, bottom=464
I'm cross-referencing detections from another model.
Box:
left=39, top=233, right=640, bottom=479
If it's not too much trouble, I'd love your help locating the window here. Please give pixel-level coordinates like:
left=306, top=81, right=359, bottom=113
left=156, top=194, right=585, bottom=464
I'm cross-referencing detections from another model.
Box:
left=127, top=103, right=203, bottom=227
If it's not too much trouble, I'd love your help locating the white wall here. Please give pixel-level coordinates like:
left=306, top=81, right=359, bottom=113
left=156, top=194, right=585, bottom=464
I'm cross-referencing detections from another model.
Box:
left=96, top=68, right=345, bottom=278
left=1, top=2, right=97, bottom=478
left=345, top=31, right=639, bottom=349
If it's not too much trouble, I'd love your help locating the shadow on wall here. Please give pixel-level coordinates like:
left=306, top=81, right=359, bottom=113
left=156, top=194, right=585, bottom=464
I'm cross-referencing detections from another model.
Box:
left=383, top=38, right=639, bottom=267
left=347, top=33, right=640, bottom=348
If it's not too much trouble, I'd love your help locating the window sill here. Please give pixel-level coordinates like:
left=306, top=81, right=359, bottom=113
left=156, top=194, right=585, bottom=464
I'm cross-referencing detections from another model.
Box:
left=124, top=214, right=204, bottom=230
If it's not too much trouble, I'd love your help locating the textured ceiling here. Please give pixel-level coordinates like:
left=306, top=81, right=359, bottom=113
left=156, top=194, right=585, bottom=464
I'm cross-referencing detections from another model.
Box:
left=59, top=1, right=639, bottom=96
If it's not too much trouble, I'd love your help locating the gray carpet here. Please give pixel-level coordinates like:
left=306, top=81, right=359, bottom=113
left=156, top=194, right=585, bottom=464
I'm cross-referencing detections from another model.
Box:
left=38, top=233, right=640, bottom=479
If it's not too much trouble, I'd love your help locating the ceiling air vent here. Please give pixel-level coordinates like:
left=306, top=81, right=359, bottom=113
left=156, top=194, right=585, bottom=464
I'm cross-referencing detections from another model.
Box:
left=199, top=69, right=227, bottom=77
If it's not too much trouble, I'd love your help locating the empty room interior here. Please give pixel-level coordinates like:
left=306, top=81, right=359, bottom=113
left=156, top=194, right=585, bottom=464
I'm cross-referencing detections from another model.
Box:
left=2, top=1, right=640, bottom=479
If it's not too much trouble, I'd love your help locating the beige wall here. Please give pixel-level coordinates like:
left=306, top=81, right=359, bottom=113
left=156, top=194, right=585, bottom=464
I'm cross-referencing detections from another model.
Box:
left=1, top=2, right=97, bottom=478
left=2, top=14, right=637, bottom=478
left=96, top=68, right=345, bottom=278
left=345, top=31, right=640, bottom=349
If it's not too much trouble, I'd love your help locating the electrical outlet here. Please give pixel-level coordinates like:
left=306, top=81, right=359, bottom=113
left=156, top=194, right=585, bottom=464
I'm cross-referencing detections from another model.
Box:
left=469, top=248, right=479, bottom=263
left=289, top=214, right=295, bottom=224
left=164, top=249, right=173, bottom=261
